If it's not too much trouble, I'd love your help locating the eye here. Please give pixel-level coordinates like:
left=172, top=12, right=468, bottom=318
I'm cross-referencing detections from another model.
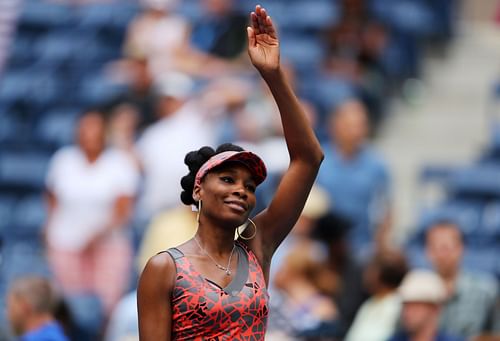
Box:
left=246, top=184, right=256, bottom=193
left=220, top=176, right=234, bottom=184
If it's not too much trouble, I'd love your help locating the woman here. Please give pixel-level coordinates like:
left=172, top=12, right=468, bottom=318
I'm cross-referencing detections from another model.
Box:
left=137, top=5, right=324, bottom=340
left=45, top=110, right=139, bottom=316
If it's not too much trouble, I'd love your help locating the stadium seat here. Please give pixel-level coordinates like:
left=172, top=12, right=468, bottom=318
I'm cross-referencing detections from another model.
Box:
left=414, top=200, right=483, bottom=244
left=448, top=164, right=500, bottom=200
left=17, top=1, right=73, bottom=30
left=4, top=194, right=47, bottom=241
left=0, top=151, right=50, bottom=190
left=34, top=107, right=80, bottom=149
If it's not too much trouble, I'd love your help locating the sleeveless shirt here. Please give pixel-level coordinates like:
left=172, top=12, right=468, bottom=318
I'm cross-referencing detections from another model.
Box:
left=165, top=241, right=269, bottom=340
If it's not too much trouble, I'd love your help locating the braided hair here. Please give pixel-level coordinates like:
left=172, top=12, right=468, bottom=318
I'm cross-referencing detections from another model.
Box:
left=180, top=143, right=244, bottom=206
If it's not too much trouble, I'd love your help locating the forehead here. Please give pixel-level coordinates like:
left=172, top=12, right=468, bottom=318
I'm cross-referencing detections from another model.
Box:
left=427, top=224, right=462, bottom=243
left=208, top=162, right=254, bottom=179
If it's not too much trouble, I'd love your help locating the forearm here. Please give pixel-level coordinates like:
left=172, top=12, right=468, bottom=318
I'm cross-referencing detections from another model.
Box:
left=261, top=68, right=323, bottom=165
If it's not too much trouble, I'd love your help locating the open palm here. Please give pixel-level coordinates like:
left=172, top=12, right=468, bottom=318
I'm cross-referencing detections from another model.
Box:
left=247, top=5, right=280, bottom=75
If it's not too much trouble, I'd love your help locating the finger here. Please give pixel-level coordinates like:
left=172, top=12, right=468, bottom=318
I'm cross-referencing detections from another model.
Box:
left=256, top=7, right=266, bottom=34
left=247, top=26, right=256, bottom=47
left=265, top=15, right=278, bottom=39
left=250, top=12, right=260, bottom=35
left=259, top=8, right=276, bottom=36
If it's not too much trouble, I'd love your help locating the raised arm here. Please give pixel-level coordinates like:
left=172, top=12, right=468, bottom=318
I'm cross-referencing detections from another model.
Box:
left=247, top=6, right=324, bottom=266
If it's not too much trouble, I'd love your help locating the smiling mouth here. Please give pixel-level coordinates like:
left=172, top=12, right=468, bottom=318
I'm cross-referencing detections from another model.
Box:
left=224, top=201, right=247, bottom=213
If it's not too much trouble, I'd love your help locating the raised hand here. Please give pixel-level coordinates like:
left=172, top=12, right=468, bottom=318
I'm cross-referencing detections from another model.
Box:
left=247, top=5, right=280, bottom=76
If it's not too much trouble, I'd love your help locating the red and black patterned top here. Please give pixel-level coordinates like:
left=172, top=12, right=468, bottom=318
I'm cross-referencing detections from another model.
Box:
left=165, top=241, right=269, bottom=340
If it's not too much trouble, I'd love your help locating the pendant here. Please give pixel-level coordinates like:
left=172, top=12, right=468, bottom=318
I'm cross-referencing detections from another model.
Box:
left=226, top=269, right=232, bottom=276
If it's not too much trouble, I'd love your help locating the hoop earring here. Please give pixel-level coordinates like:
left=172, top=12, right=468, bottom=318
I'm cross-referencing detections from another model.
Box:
left=237, top=218, right=257, bottom=240
left=197, top=200, right=202, bottom=224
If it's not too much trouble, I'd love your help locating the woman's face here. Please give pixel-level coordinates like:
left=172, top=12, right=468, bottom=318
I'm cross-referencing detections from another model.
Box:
left=197, top=163, right=257, bottom=227
left=77, top=112, right=105, bottom=155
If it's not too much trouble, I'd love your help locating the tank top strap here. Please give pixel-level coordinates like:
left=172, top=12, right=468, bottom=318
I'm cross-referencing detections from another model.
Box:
left=163, top=247, right=184, bottom=260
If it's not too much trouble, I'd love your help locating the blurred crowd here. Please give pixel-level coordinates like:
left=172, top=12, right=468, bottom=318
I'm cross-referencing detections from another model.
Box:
left=1, top=0, right=500, bottom=340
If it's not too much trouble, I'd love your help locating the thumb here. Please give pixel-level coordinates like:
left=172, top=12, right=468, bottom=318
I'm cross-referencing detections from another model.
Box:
left=247, top=26, right=256, bottom=47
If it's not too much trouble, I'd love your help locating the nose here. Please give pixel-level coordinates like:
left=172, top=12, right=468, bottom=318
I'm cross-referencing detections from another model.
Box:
left=232, top=183, right=248, bottom=198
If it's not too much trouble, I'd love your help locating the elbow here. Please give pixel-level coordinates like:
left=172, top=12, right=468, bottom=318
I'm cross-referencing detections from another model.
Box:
left=309, top=147, right=324, bottom=169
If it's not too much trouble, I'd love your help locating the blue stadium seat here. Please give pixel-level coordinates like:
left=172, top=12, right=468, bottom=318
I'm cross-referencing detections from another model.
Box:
left=414, top=200, right=483, bottom=244
left=480, top=202, right=500, bottom=239
left=18, top=1, right=73, bottom=29
left=0, top=151, right=50, bottom=190
left=78, top=74, right=128, bottom=107
left=370, top=0, right=436, bottom=36
left=0, top=195, right=16, bottom=239
left=280, top=33, right=326, bottom=72
left=448, top=164, right=500, bottom=200
left=35, top=107, right=80, bottom=149
left=0, top=70, right=61, bottom=108
left=462, top=247, right=499, bottom=277
left=5, top=195, right=47, bottom=241
left=76, top=2, right=138, bottom=31
left=276, top=0, right=339, bottom=32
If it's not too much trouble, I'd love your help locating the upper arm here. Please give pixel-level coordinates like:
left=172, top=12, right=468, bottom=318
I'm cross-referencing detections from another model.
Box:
left=137, top=253, right=176, bottom=341
left=252, top=158, right=322, bottom=261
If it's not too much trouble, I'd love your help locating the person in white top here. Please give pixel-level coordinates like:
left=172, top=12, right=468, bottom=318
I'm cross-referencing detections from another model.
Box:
left=136, top=73, right=216, bottom=218
left=345, top=249, right=408, bottom=341
left=44, top=110, right=140, bottom=316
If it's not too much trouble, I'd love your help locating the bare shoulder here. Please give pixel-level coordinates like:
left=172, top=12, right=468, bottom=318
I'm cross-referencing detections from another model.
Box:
left=139, top=252, right=177, bottom=292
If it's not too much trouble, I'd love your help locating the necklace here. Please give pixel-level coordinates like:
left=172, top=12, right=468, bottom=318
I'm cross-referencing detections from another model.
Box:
left=194, top=237, right=236, bottom=276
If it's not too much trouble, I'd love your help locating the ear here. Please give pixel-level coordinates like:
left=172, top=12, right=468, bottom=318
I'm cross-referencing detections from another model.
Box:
left=192, top=185, right=201, bottom=202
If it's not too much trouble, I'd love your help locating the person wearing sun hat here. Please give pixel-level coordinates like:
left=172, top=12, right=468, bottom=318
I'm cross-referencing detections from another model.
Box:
left=388, top=269, right=465, bottom=341
left=137, top=4, right=324, bottom=340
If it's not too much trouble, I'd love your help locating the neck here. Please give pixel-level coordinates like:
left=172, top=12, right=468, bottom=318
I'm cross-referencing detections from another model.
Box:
left=409, top=316, right=439, bottom=341
left=195, top=221, right=236, bottom=256
left=24, top=314, right=54, bottom=335
left=335, top=142, right=361, bottom=160
left=83, top=150, right=101, bottom=163
left=373, top=286, right=395, bottom=299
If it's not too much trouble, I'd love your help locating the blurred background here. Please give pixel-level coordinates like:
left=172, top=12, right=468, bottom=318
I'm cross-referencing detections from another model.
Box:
left=0, top=0, right=499, bottom=340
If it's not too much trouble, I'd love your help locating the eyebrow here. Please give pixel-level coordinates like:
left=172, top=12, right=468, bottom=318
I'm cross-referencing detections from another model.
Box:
left=216, top=168, right=256, bottom=184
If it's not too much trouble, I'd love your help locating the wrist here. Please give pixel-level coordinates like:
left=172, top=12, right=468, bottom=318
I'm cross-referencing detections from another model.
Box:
left=259, top=66, right=283, bottom=82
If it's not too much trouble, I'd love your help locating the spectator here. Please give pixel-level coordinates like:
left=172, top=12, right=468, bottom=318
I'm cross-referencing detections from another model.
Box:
left=191, top=0, right=247, bottom=61
left=107, top=101, right=141, bottom=168
left=313, top=211, right=367, bottom=338
left=136, top=72, right=216, bottom=218
left=270, top=242, right=339, bottom=340
left=108, top=57, right=158, bottom=130
left=425, top=221, right=498, bottom=339
left=44, top=110, right=140, bottom=316
left=123, top=0, right=189, bottom=77
left=316, top=99, right=391, bottom=257
left=388, top=269, right=464, bottom=341
left=6, top=276, right=69, bottom=341
left=345, top=249, right=408, bottom=341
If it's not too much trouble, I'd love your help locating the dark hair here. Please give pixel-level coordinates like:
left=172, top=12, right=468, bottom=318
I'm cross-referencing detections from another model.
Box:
left=373, top=250, right=408, bottom=289
left=180, top=143, right=244, bottom=206
left=425, top=218, right=464, bottom=245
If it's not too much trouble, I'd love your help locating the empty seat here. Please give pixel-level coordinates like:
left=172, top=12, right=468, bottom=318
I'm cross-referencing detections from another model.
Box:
left=17, top=1, right=73, bottom=30
left=35, top=107, right=80, bottom=149
left=0, top=151, right=50, bottom=190
left=449, top=164, right=500, bottom=200
left=5, top=194, right=47, bottom=241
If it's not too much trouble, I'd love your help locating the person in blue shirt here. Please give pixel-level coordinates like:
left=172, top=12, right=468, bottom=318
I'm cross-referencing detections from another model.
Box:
left=316, top=99, right=391, bottom=257
left=6, top=276, right=69, bottom=341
